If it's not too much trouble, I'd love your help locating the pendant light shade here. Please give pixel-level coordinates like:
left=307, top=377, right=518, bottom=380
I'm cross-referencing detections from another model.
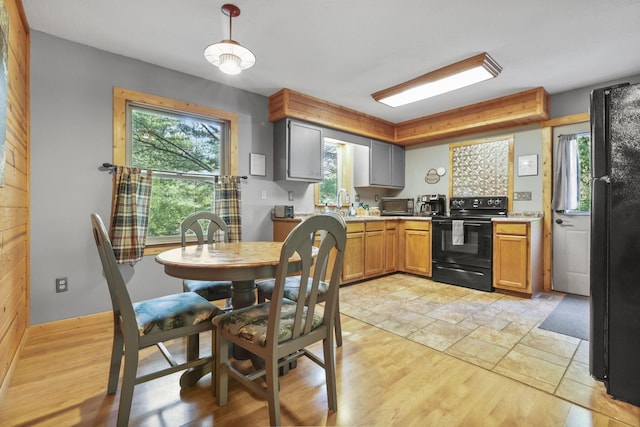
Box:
left=204, top=4, right=255, bottom=75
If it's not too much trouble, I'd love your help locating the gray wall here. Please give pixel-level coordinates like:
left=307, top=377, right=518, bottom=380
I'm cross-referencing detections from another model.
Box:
left=29, top=32, right=311, bottom=324
left=29, top=30, right=640, bottom=324
left=400, top=126, right=544, bottom=213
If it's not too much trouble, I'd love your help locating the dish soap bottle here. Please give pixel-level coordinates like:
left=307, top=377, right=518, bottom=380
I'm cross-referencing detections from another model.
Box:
left=349, top=203, right=356, bottom=216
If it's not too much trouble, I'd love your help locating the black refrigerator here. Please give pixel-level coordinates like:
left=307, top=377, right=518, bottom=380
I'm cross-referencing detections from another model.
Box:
left=590, top=82, right=640, bottom=406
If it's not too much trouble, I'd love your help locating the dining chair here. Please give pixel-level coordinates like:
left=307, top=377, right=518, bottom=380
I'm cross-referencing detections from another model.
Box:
left=180, top=211, right=234, bottom=308
left=90, top=213, right=222, bottom=427
left=256, top=212, right=345, bottom=346
left=213, top=213, right=347, bottom=426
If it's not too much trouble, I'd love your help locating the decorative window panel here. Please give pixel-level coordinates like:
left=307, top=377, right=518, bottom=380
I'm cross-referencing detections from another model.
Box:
left=450, top=136, right=513, bottom=197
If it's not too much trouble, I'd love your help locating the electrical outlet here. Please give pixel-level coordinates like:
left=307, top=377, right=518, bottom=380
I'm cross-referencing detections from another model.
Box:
left=261, top=190, right=267, bottom=200
left=55, top=277, right=68, bottom=293
left=288, top=191, right=294, bottom=201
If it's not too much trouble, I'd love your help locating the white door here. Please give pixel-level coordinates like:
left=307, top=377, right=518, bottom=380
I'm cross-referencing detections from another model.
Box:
left=552, top=213, right=590, bottom=296
left=551, top=123, right=591, bottom=296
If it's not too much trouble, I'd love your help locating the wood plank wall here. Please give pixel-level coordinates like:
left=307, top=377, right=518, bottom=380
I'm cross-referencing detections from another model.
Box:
left=0, top=0, right=30, bottom=402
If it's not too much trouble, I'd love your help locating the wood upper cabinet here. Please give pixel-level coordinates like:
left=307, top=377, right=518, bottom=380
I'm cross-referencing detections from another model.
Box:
left=273, top=119, right=323, bottom=182
left=402, top=220, right=431, bottom=276
left=493, top=221, right=543, bottom=297
left=364, top=221, right=385, bottom=277
left=384, top=220, right=398, bottom=273
left=342, top=222, right=365, bottom=282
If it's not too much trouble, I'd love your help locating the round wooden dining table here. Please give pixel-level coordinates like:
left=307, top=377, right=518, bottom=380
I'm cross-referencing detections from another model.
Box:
left=156, top=241, right=307, bottom=309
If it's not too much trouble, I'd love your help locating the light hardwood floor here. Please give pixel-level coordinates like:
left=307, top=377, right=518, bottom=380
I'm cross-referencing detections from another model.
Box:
left=1, top=282, right=638, bottom=426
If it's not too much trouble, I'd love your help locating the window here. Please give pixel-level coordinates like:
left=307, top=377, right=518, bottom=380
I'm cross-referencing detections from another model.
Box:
left=315, top=138, right=351, bottom=207
left=113, top=88, right=238, bottom=251
left=571, top=132, right=592, bottom=213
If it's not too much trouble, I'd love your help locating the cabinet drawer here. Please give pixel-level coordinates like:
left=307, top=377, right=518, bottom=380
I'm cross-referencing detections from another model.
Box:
left=404, top=220, right=431, bottom=231
left=495, top=223, right=527, bottom=236
left=346, top=222, right=365, bottom=233
left=365, top=221, right=385, bottom=232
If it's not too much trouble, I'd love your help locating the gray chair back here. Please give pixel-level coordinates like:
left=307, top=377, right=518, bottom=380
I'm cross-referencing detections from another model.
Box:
left=180, top=211, right=229, bottom=246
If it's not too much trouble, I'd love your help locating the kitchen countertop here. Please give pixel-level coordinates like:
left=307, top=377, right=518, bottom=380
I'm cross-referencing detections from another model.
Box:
left=273, top=214, right=432, bottom=222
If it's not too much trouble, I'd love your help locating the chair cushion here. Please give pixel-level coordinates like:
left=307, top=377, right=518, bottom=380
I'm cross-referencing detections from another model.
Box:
left=133, top=292, right=221, bottom=336
left=184, top=280, right=233, bottom=301
left=215, top=301, right=323, bottom=347
left=256, top=276, right=329, bottom=302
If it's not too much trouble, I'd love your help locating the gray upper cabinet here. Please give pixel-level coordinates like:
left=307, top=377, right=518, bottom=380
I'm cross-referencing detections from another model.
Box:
left=274, top=119, right=323, bottom=182
left=354, top=139, right=405, bottom=189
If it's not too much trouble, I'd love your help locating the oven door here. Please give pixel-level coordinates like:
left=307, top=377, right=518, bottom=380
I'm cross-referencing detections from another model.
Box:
left=432, top=218, right=493, bottom=269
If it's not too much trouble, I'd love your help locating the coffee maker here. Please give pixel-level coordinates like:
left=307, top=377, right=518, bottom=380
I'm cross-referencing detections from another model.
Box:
left=416, top=194, right=446, bottom=216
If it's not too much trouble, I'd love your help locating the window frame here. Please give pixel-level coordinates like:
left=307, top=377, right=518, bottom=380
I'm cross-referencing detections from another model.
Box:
left=314, top=138, right=352, bottom=208
left=113, top=87, right=239, bottom=255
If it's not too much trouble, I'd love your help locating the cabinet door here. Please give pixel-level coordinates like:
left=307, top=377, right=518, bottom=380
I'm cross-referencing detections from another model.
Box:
left=493, top=234, right=529, bottom=291
left=288, top=121, right=323, bottom=181
left=384, top=222, right=398, bottom=273
left=365, top=229, right=385, bottom=277
left=343, top=231, right=365, bottom=282
left=404, top=229, right=431, bottom=276
left=391, top=144, right=405, bottom=188
left=370, top=139, right=392, bottom=186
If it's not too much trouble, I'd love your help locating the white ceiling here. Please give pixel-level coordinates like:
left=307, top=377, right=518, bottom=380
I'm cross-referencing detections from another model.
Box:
left=23, top=0, right=640, bottom=123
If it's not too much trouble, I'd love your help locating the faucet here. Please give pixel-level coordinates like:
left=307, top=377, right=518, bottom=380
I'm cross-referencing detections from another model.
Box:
left=336, top=188, right=349, bottom=214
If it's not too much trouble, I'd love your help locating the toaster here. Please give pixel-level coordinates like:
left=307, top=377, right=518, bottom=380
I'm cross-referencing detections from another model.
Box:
left=273, top=205, right=294, bottom=218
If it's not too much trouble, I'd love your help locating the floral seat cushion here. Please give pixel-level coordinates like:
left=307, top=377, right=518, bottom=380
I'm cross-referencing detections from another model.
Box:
left=184, top=279, right=233, bottom=301
left=215, top=300, right=324, bottom=347
left=256, top=276, right=329, bottom=302
left=133, top=292, right=221, bottom=336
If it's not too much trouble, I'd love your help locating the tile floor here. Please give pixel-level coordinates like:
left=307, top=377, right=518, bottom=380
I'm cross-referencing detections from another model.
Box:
left=339, top=273, right=640, bottom=425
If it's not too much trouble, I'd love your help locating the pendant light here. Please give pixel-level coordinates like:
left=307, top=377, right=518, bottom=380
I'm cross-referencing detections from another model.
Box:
left=204, top=4, right=255, bottom=75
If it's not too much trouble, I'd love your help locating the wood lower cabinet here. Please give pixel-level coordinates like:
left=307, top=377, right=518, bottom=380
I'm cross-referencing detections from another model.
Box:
left=364, top=221, right=385, bottom=277
left=272, top=218, right=301, bottom=242
left=274, top=217, right=433, bottom=284
left=493, top=221, right=542, bottom=297
left=402, top=220, right=431, bottom=276
left=342, top=221, right=365, bottom=282
left=384, top=221, right=398, bottom=273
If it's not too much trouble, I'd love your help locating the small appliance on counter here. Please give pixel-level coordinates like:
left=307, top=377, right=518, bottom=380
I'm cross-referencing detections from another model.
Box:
left=416, top=194, right=447, bottom=216
left=379, top=198, right=414, bottom=216
left=273, top=205, right=294, bottom=218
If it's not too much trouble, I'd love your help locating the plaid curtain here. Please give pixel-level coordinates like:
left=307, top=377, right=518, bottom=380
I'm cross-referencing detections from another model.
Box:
left=214, top=176, right=242, bottom=242
left=109, top=166, right=153, bottom=264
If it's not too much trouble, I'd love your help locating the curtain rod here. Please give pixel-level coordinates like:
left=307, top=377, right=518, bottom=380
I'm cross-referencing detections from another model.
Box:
left=100, top=163, right=248, bottom=181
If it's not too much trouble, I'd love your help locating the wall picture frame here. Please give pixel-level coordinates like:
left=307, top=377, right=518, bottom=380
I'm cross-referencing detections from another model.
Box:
left=518, top=154, right=538, bottom=177
left=250, top=153, right=266, bottom=176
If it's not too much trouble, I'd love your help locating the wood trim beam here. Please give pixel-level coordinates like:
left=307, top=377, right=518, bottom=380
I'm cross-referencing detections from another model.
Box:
left=395, top=88, right=549, bottom=145
left=269, top=87, right=550, bottom=147
left=269, top=89, right=396, bottom=142
left=540, top=112, right=589, bottom=128
left=541, top=126, right=553, bottom=291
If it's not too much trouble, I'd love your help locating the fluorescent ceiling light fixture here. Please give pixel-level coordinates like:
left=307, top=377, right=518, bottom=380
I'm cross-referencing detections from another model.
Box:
left=372, top=53, right=502, bottom=107
left=204, top=4, right=255, bottom=75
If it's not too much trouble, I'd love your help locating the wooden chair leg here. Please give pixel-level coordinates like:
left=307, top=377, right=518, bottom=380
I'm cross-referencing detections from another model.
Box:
left=323, top=335, right=338, bottom=412
left=215, top=331, right=229, bottom=405
left=266, top=355, right=281, bottom=427
left=117, top=348, right=139, bottom=427
left=107, top=322, right=124, bottom=394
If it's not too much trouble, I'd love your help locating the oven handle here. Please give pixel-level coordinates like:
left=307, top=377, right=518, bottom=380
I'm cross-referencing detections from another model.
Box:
left=432, top=220, right=485, bottom=227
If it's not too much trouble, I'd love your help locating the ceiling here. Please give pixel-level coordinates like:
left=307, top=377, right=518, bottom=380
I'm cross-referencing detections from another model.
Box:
left=23, top=0, right=640, bottom=124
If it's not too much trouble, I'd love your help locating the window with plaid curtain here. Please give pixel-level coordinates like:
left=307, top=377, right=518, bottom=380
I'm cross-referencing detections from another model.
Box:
left=110, top=166, right=153, bottom=264
left=214, top=176, right=242, bottom=242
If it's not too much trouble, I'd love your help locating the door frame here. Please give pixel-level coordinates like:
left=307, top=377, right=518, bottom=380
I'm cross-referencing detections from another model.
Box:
left=540, top=112, right=590, bottom=292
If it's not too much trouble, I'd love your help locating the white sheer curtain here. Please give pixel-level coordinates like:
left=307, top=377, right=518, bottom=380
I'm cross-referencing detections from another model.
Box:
left=551, top=134, right=579, bottom=211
